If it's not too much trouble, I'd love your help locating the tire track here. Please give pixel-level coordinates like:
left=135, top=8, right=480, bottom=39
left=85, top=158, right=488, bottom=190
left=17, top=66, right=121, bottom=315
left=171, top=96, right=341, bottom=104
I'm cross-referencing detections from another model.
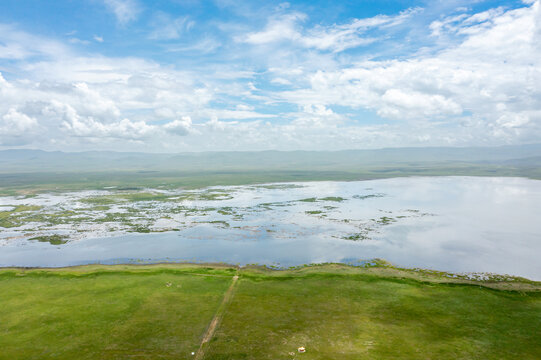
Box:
left=194, top=274, right=239, bottom=359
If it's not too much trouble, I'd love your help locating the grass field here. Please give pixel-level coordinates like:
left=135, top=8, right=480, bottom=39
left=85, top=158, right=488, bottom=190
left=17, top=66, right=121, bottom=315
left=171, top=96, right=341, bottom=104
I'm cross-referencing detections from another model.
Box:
left=2, top=163, right=541, bottom=196
left=0, top=264, right=539, bottom=359
left=0, top=265, right=235, bottom=359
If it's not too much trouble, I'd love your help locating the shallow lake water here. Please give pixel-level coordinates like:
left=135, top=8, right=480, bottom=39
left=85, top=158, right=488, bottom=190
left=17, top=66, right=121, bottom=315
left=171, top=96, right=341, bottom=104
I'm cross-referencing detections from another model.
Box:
left=1, top=176, right=540, bottom=280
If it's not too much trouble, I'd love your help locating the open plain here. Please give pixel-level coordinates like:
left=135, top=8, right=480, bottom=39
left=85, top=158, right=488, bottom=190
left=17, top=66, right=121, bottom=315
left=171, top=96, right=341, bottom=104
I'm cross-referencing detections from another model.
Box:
left=1, top=263, right=540, bottom=360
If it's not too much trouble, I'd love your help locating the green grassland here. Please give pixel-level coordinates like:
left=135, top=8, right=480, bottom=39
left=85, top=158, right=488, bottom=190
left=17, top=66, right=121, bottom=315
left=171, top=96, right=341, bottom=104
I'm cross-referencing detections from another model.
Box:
left=2, top=146, right=541, bottom=195
left=0, top=264, right=539, bottom=359
left=0, top=264, right=235, bottom=360
left=2, top=164, right=540, bottom=196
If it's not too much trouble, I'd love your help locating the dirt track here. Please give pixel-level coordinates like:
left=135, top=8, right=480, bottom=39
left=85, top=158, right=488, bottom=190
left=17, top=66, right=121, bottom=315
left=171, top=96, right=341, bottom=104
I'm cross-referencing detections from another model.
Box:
left=195, top=275, right=239, bottom=360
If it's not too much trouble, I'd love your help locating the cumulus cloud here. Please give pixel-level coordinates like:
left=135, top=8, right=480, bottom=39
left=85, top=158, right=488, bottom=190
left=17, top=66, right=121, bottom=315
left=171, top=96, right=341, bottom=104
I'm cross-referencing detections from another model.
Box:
left=1, top=108, right=38, bottom=133
left=0, top=43, right=215, bottom=148
left=276, top=1, right=541, bottom=144
left=0, top=108, right=39, bottom=145
left=163, top=116, right=193, bottom=136
left=379, top=89, right=462, bottom=119
left=0, top=73, right=9, bottom=91
left=0, top=1, right=539, bottom=151
left=44, top=100, right=153, bottom=140
left=64, top=116, right=154, bottom=140
left=289, top=104, right=345, bottom=128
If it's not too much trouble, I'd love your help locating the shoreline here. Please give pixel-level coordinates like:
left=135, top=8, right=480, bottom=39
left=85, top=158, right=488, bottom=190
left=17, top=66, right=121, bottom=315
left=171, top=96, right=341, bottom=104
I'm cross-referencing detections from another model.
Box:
left=2, top=261, right=539, bottom=292
left=2, top=176, right=540, bottom=284
left=2, top=174, right=541, bottom=197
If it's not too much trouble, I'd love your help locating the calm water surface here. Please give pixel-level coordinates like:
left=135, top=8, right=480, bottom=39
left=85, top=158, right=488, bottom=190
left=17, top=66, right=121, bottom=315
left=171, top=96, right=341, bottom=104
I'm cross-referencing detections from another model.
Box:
left=1, top=176, right=540, bottom=280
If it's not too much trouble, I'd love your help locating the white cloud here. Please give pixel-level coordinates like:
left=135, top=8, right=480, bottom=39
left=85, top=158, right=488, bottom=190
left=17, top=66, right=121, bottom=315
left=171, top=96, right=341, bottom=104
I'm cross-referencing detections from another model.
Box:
left=163, top=116, right=193, bottom=136
left=240, top=8, right=419, bottom=52
left=235, top=104, right=254, bottom=111
left=103, top=0, right=141, bottom=25
left=270, top=77, right=292, bottom=86
left=0, top=73, right=9, bottom=90
left=164, top=37, right=221, bottom=54
left=379, top=89, right=462, bottom=119
left=69, top=38, right=90, bottom=45
left=50, top=100, right=153, bottom=139
left=430, top=7, right=506, bottom=37
left=148, top=13, right=195, bottom=40
left=0, top=2, right=539, bottom=151
left=242, top=12, right=306, bottom=45
left=93, top=35, right=104, bottom=43
left=289, top=104, right=344, bottom=128
left=301, top=8, right=420, bottom=52
left=71, top=82, right=121, bottom=120
left=0, top=108, right=39, bottom=145
left=205, top=116, right=227, bottom=131
left=275, top=1, right=541, bottom=144
left=0, top=23, right=70, bottom=60
left=1, top=108, right=38, bottom=133
left=0, top=34, right=217, bottom=148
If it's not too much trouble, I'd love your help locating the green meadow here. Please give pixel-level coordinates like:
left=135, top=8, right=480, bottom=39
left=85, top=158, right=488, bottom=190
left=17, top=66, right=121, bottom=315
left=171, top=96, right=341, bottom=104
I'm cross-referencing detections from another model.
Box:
left=2, top=146, right=541, bottom=196
left=0, top=264, right=539, bottom=360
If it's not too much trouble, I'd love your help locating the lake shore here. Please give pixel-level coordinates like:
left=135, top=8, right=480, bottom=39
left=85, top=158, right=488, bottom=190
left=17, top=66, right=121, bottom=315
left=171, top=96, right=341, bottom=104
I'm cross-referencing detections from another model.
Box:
left=2, top=177, right=541, bottom=280
left=3, top=261, right=540, bottom=291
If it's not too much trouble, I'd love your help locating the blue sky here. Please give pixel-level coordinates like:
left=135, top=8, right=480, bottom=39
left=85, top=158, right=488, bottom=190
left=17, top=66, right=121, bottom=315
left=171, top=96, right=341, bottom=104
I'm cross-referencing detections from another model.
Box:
left=0, top=0, right=539, bottom=151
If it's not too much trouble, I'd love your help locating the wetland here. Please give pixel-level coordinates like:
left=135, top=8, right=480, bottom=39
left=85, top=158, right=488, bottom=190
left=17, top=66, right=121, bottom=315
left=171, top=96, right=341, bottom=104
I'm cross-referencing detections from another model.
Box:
left=1, top=176, right=540, bottom=280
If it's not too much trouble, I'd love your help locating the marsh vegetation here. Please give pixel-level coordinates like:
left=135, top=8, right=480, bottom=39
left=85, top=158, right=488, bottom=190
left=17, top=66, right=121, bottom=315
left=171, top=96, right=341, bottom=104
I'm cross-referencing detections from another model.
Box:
left=1, top=177, right=540, bottom=280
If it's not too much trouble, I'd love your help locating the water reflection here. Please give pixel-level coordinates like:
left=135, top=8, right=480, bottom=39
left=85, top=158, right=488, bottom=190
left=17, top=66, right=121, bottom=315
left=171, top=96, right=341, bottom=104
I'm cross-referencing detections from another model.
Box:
left=1, top=177, right=540, bottom=280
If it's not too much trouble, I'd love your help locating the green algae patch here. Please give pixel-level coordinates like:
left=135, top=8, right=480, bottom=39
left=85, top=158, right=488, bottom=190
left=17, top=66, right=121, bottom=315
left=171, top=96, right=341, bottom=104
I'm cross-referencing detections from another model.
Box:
left=377, top=216, right=397, bottom=225
left=29, top=234, right=70, bottom=245
left=344, top=232, right=369, bottom=241
left=320, top=196, right=346, bottom=202
left=13, top=204, right=43, bottom=212
left=0, top=205, right=44, bottom=228
left=353, top=193, right=386, bottom=200
left=299, top=196, right=345, bottom=203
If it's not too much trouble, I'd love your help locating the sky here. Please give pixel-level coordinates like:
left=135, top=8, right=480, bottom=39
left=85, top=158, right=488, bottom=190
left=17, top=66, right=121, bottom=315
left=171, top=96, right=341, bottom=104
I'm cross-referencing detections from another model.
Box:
left=0, top=0, right=539, bottom=152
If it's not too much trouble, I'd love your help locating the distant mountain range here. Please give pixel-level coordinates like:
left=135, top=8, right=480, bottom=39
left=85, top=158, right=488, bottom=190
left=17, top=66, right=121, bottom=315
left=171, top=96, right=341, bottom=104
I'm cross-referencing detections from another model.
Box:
left=2, top=144, right=541, bottom=173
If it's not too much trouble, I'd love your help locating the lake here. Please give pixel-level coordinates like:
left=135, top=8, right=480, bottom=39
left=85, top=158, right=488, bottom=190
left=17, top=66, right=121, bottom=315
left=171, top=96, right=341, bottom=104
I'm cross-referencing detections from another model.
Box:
left=1, top=176, right=540, bottom=280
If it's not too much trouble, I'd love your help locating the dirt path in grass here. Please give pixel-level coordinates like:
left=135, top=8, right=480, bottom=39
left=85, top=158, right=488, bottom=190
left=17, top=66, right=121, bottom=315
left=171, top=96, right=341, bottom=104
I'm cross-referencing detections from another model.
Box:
left=195, top=274, right=239, bottom=360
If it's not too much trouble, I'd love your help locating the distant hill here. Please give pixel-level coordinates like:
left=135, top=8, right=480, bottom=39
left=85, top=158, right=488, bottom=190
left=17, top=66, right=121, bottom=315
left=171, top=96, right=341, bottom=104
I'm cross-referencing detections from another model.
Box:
left=1, top=144, right=541, bottom=173
left=1, top=145, right=540, bottom=193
